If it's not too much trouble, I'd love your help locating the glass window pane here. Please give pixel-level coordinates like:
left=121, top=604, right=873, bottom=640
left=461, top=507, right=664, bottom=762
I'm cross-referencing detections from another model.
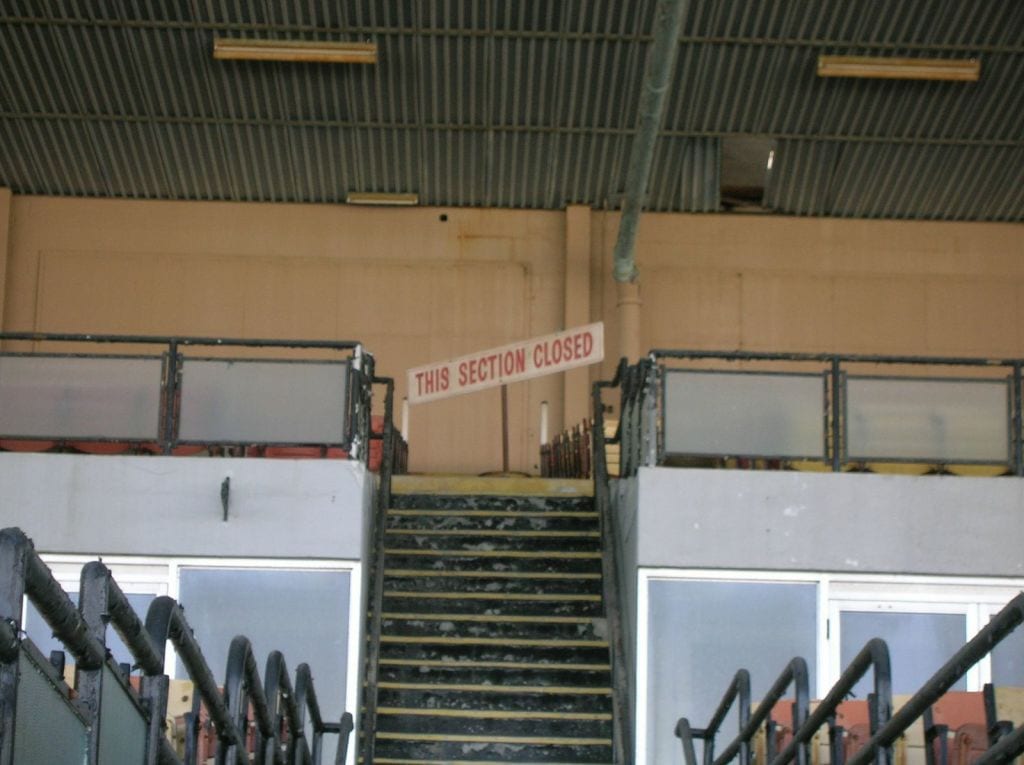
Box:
left=839, top=610, right=966, bottom=697
left=647, top=580, right=818, bottom=765
left=24, top=592, right=156, bottom=670
left=176, top=568, right=350, bottom=758
left=991, top=617, right=1024, bottom=686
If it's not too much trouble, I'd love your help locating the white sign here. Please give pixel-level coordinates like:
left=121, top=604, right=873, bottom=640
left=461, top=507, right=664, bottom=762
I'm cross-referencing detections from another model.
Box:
left=407, top=322, right=605, bottom=404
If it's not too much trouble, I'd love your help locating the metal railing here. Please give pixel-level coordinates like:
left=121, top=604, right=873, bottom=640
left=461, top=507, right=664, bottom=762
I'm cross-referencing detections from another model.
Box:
left=360, top=374, right=397, bottom=765
left=593, top=363, right=637, bottom=764
left=675, top=592, right=1024, bottom=765
left=599, top=350, right=1024, bottom=476
left=0, top=527, right=354, bottom=765
left=0, top=332, right=371, bottom=459
left=540, top=420, right=592, bottom=478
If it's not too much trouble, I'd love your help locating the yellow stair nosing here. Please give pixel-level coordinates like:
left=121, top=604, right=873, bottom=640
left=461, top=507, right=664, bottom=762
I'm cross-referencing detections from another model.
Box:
left=378, top=680, right=612, bottom=695
left=383, top=548, right=601, bottom=559
left=383, top=590, right=601, bottom=602
left=371, top=760, right=612, bottom=765
left=379, top=612, right=595, bottom=624
left=387, top=509, right=598, bottom=518
left=385, top=528, right=600, bottom=537
left=379, top=635, right=608, bottom=647
left=375, top=731, right=611, bottom=745
left=375, top=706, right=612, bottom=721
left=379, top=658, right=610, bottom=671
left=383, top=569, right=601, bottom=580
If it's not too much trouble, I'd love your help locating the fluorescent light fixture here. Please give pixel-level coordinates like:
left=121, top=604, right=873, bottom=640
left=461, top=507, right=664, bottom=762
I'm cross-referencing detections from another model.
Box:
left=766, top=149, right=774, bottom=171
left=213, top=37, right=377, bottom=64
left=346, top=192, right=419, bottom=206
left=817, top=55, right=980, bottom=82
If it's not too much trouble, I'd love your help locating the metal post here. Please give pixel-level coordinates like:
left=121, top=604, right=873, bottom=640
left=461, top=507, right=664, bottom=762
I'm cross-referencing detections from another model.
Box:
left=831, top=357, right=842, bottom=472
left=540, top=400, right=549, bottom=446
left=162, top=340, right=179, bottom=455
left=501, top=383, right=510, bottom=473
left=1013, top=363, right=1022, bottom=476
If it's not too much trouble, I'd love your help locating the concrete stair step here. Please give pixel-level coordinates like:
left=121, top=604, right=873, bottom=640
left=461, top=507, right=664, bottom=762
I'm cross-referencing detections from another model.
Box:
left=381, top=591, right=603, bottom=618
left=383, top=530, right=601, bottom=553
left=382, top=570, right=602, bottom=595
left=379, top=613, right=605, bottom=641
left=386, top=509, right=599, bottom=533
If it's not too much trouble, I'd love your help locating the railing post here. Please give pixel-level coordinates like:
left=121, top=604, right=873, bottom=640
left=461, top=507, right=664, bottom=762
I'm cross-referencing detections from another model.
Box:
left=641, top=359, right=659, bottom=468
left=1013, top=362, right=1022, bottom=476
left=831, top=357, right=842, bottom=472
left=162, top=340, right=179, bottom=455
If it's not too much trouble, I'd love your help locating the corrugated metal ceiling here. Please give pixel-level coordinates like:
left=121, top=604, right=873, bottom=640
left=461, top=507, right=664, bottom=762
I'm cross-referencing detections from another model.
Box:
left=0, top=1, right=1021, bottom=220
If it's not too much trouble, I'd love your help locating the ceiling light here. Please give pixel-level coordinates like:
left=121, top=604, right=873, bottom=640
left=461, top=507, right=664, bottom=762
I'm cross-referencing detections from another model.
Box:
left=766, top=150, right=775, bottom=171
left=817, top=55, right=980, bottom=82
left=346, top=192, right=419, bottom=206
left=213, top=37, right=377, bottom=64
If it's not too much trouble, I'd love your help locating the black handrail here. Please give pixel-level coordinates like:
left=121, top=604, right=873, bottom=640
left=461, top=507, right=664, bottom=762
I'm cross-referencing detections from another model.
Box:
left=0, top=528, right=106, bottom=671
left=593, top=364, right=634, bottom=764
left=79, top=561, right=179, bottom=765
left=362, top=375, right=398, bottom=763
left=675, top=593, right=1024, bottom=765
left=676, top=659, right=811, bottom=765
left=295, top=662, right=353, bottom=764
left=264, top=651, right=302, bottom=765
left=223, top=636, right=276, bottom=765
left=701, top=669, right=752, bottom=765
left=145, top=596, right=249, bottom=765
left=842, top=593, right=1024, bottom=765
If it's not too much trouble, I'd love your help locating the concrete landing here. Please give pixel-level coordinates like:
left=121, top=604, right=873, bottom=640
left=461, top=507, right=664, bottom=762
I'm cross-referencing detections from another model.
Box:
left=391, top=474, right=593, bottom=497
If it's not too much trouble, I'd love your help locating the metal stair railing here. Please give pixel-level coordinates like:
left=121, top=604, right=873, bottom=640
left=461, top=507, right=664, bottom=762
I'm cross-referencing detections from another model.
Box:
left=593, top=360, right=637, bottom=764
left=0, top=527, right=354, bottom=765
left=675, top=592, right=1024, bottom=765
left=361, top=374, right=397, bottom=764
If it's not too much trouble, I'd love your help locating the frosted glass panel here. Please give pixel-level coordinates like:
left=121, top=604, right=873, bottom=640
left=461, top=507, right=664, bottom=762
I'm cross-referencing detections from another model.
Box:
left=178, top=359, right=347, bottom=443
left=0, top=355, right=162, bottom=439
left=98, top=664, right=147, bottom=764
left=845, top=377, right=1009, bottom=462
left=13, top=650, right=88, bottom=764
left=840, top=611, right=966, bottom=698
left=663, top=370, right=825, bottom=459
left=646, top=580, right=817, bottom=765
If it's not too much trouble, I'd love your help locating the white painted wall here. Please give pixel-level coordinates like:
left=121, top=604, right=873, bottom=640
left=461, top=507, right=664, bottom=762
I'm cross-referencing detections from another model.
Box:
left=633, top=467, right=1024, bottom=576
left=0, top=453, right=369, bottom=559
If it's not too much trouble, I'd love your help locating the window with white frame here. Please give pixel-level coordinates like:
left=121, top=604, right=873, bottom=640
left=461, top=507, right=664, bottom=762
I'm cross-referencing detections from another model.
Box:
left=637, top=569, right=1024, bottom=765
left=23, top=553, right=360, bottom=748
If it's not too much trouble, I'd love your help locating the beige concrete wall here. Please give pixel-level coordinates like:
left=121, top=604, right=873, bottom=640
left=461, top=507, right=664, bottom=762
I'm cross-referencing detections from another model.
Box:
left=595, top=212, right=1024, bottom=372
left=4, top=195, right=1022, bottom=472
left=4, top=197, right=564, bottom=474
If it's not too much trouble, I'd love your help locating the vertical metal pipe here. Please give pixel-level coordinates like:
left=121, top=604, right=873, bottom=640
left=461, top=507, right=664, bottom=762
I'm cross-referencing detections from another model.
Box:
left=400, top=397, right=409, bottom=443
left=501, top=383, right=510, bottom=473
left=1013, top=363, right=1022, bottom=476
left=540, top=400, right=549, bottom=445
left=162, top=340, right=179, bottom=455
left=831, top=357, right=842, bottom=472
left=611, top=0, right=688, bottom=284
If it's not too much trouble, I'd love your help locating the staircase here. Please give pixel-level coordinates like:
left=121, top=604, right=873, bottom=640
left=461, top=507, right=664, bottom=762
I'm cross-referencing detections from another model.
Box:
left=367, top=476, right=614, bottom=764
